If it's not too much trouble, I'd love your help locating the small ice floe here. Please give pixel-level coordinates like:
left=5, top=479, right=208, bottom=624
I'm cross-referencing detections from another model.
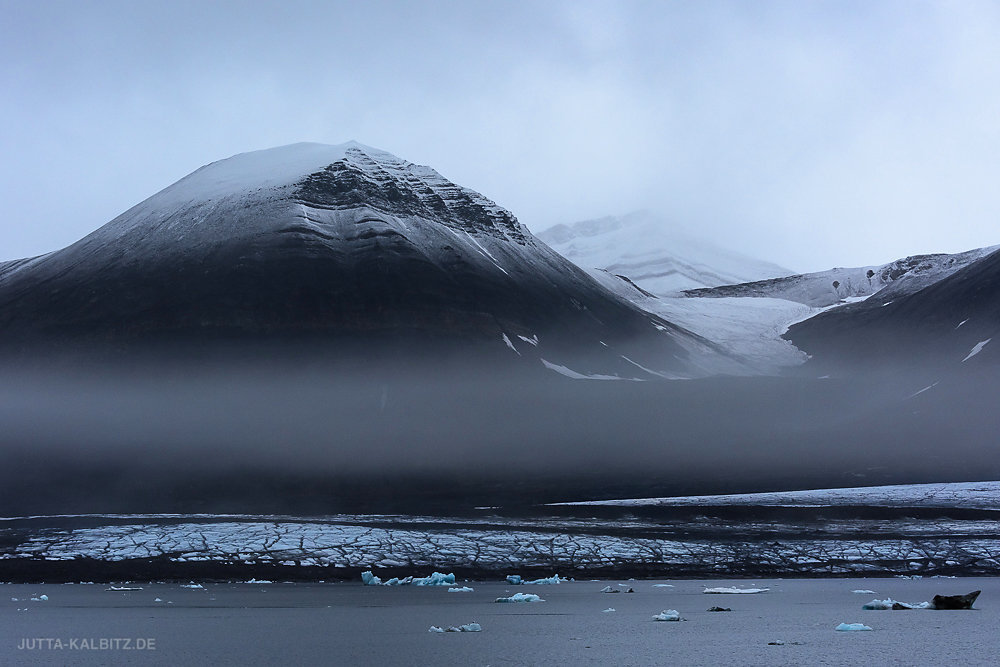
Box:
left=652, top=610, right=681, bottom=622
left=962, top=338, right=991, bottom=362
left=495, top=593, right=544, bottom=603
left=245, top=579, right=273, bottom=584
left=505, top=574, right=562, bottom=585
left=154, top=598, right=163, bottom=602
left=448, top=587, right=474, bottom=593
left=852, top=590, right=877, bottom=594
left=180, top=584, right=205, bottom=589
left=895, top=575, right=922, bottom=580
left=835, top=623, right=872, bottom=632
left=430, top=623, right=482, bottom=633
left=29, top=595, right=48, bottom=602
left=652, top=584, right=674, bottom=588
left=602, top=608, right=616, bottom=613
left=600, top=584, right=633, bottom=593
left=362, top=571, right=456, bottom=586
left=704, top=587, right=769, bottom=594
left=707, top=606, right=731, bottom=612
left=106, top=586, right=143, bottom=591
left=10, top=597, right=18, bottom=602
left=862, top=598, right=931, bottom=610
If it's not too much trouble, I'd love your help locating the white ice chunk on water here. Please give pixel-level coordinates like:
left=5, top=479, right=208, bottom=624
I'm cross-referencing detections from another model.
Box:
left=506, top=573, right=562, bottom=585
left=501, top=333, right=520, bottom=355
left=852, top=590, right=877, bottom=594
left=362, top=570, right=455, bottom=586
left=448, top=587, right=474, bottom=593
left=414, top=573, right=457, bottom=586
left=653, top=584, right=674, bottom=588
left=495, top=593, right=544, bottom=603
left=180, top=584, right=204, bottom=589
left=602, top=608, right=616, bottom=613
left=836, top=623, right=872, bottom=631
left=962, top=338, right=991, bottom=362
left=704, top=587, right=769, bottom=594
left=653, top=610, right=681, bottom=621
left=30, top=595, right=48, bottom=601
left=245, top=578, right=273, bottom=584
left=154, top=598, right=163, bottom=602
left=862, top=598, right=931, bottom=610
left=432, top=623, right=482, bottom=632
left=600, top=585, right=619, bottom=593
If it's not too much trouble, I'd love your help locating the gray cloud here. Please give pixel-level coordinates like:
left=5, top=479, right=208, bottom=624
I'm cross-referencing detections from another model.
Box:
left=2, top=0, right=999, bottom=271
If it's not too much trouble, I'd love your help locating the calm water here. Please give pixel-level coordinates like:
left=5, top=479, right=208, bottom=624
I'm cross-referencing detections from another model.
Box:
left=3, top=577, right=998, bottom=665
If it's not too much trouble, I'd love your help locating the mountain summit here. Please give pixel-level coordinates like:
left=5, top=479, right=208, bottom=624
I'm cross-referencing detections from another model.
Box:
left=0, top=143, right=740, bottom=377
left=537, top=211, right=793, bottom=295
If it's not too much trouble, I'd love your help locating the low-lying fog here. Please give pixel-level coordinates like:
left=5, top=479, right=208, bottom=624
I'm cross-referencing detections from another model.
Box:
left=2, top=354, right=997, bottom=515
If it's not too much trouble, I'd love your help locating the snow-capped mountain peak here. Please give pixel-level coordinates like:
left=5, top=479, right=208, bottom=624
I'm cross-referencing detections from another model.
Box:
left=536, top=211, right=793, bottom=295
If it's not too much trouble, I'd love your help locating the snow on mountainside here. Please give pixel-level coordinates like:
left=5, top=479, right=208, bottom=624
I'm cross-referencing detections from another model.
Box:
left=685, top=246, right=998, bottom=308
left=583, top=241, right=999, bottom=374
left=536, top=211, right=793, bottom=295
left=0, top=142, right=747, bottom=378
left=586, top=269, right=810, bottom=374
left=785, top=244, right=1000, bottom=370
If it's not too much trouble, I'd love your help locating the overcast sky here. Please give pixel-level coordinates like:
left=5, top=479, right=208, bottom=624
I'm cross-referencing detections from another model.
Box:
left=2, top=0, right=999, bottom=271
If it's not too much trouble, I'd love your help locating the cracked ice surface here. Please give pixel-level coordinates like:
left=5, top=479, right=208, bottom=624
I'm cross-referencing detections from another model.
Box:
left=4, top=516, right=1000, bottom=576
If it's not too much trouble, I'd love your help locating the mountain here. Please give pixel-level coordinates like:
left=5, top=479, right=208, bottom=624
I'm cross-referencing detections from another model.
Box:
left=0, top=142, right=743, bottom=378
left=784, top=246, right=1000, bottom=372
left=536, top=211, right=793, bottom=295
left=583, top=243, right=997, bottom=375
left=684, top=246, right=997, bottom=307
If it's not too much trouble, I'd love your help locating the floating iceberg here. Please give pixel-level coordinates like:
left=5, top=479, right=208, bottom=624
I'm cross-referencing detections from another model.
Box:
left=704, top=587, right=769, bottom=594
left=602, top=608, right=616, bottom=613
left=852, top=590, right=876, bottom=594
left=106, top=586, right=143, bottom=591
left=180, top=584, right=204, bottom=589
left=450, top=623, right=482, bottom=632
left=448, top=587, right=474, bottom=593
left=653, top=584, right=674, bottom=588
left=245, top=578, right=273, bottom=584
left=862, top=598, right=931, bottom=610
left=362, top=570, right=455, bottom=586
left=836, top=623, right=872, bottom=632
left=495, top=593, right=544, bottom=603
left=653, top=610, right=681, bottom=621
left=505, top=574, right=562, bottom=585
left=430, top=623, right=482, bottom=632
